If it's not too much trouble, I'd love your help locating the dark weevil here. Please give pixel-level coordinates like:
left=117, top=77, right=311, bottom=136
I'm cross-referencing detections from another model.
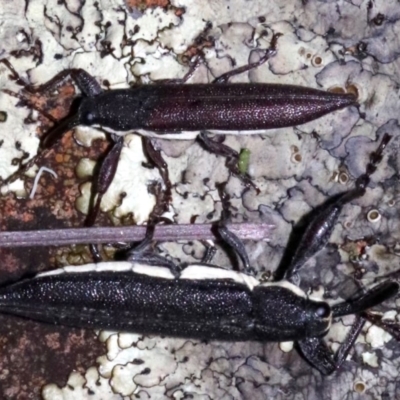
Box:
left=1, top=32, right=357, bottom=237
left=0, top=133, right=396, bottom=375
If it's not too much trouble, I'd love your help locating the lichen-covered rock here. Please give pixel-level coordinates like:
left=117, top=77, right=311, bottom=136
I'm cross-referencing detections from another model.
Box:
left=1, top=0, right=400, bottom=399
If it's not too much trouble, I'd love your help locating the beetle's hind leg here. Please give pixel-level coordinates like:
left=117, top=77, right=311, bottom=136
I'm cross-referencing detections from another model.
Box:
left=201, top=240, right=217, bottom=264
left=280, top=133, right=391, bottom=282
left=197, top=132, right=260, bottom=193
left=213, top=32, right=281, bottom=84
left=157, top=56, right=204, bottom=85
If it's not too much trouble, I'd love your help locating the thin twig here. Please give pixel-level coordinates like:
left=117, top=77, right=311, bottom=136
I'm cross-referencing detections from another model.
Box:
left=0, top=223, right=274, bottom=248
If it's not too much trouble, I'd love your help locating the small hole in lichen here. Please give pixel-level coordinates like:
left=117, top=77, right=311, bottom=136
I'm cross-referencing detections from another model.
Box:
left=344, top=221, right=353, bottom=229
left=329, top=86, right=346, bottom=94
left=346, top=84, right=359, bottom=99
left=339, top=172, right=349, bottom=184
left=367, top=209, right=381, bottom=223
left=312, top=55, right=323, bottom=67
left=354, top=381, right=366, bottom=393
left=291, top=153, right=302, bottom=163
left=388, top=199, right=396, bottom=207
left=0, top=111, right=7, bottom=122
left=291, top=145, right=299, bottom=153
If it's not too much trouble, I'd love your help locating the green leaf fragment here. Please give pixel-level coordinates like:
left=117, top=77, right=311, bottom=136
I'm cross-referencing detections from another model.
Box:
left=238, top=148, right=251, bottom=174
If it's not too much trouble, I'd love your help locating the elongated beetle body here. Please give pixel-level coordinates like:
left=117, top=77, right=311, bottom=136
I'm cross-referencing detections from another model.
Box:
left=0, top=262, right=332, bottom=342
left=1, top=34, right=358, bottom=239
left=0, top=134, right=396, bottom=375
left=56, top=82, right=357, bottom=140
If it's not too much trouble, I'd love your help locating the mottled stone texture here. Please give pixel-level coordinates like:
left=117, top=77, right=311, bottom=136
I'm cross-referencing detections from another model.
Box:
left=1, top=0, right=400, bottom=399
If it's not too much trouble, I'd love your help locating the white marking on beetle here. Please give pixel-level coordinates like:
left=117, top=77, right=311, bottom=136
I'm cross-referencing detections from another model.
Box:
left=179, top=264, right=259, bottom=290
left=35, top=262, right=312, bottom=301
left=99, top=127, right=271, bottom=140
left=36, top=262, right=124, bottom=277
left=29, top=166, right=58, bottom=199
left=96, top=262, right=132, bottom=272
left=131, top=264, right=175, bottom=279
left=63, top=264, right=99, bottom=273
left=259, top=280, right=307, bottom=299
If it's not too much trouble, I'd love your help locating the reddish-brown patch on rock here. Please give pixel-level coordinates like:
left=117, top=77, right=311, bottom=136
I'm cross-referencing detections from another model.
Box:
left=0, top=68, right=114, bottom=399
left=125, top=0, right=170, bottom=10
left=0, top=316, right=104, bottom=400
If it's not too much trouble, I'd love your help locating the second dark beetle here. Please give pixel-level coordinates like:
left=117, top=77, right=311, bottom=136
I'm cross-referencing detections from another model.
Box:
left=0, top=134, right=395, bottom=375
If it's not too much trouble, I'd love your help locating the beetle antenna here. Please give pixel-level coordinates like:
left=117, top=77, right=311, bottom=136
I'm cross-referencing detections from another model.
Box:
left=331, top=281, right=399, bottom=317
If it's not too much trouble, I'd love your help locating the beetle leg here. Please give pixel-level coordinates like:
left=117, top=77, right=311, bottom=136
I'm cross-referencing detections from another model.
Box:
left=125, top=224, right=181, bottom=277
left=216, top=224, right=254, bottom=274
left=331, top=280, right=399, bottom=318
left=213, top=32, right=281, bottom=84
left=142, top=137, right=172, bottom=204
left=362, top=310, right=400, bottom=342
left=197, top=132, right=260, bottom=193
left=201, top=240, right=217, bottom=263
left=85, top=136, right=124, bottom=261
left=157, top=56, right=204, bottom=84
left=85, top=136, right=124, bottom=227
left=282, top=133, right=391, bottom=282
left=297, top=316, right=366, bottom=375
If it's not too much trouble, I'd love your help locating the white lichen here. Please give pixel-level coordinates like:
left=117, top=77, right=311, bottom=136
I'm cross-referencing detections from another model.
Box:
left=0, top=0, right=399, bottom=398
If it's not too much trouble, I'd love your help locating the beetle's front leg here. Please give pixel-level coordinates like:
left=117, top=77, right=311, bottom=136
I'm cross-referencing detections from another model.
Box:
left=197, top=132, right=260, bottom=193
left=297, top=280, right=398, bottom=375
left=297, top=317, right=366, bottom=375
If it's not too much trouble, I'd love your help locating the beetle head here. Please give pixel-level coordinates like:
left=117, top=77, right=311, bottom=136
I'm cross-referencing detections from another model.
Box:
left=254, top=282, right=332, bottom=341
left=77, top=90, right=142, bottom=131
left=78, top=96, right=101, bottom=127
